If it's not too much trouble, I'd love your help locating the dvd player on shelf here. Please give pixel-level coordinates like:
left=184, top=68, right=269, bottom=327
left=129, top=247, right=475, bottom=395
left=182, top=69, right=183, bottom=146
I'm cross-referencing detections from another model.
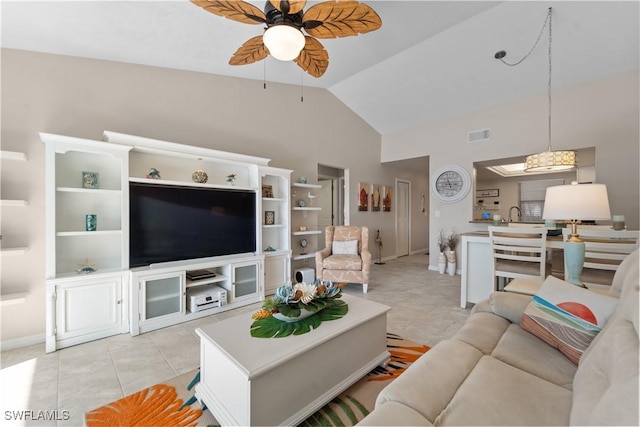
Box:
left=186, top=268, right=217, bottom=281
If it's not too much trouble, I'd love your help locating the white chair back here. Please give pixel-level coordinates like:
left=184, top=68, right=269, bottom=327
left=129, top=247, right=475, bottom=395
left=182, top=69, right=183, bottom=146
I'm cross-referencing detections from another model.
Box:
left=562, top=227, right=639, bottom=289
left=488, top=226, right=549, bottom=290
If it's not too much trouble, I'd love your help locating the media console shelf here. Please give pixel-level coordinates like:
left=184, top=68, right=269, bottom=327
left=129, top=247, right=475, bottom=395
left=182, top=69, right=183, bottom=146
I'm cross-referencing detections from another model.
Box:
left=130, top=254, right=264, bottom=335
left=41, top=131, right=292, bottom=351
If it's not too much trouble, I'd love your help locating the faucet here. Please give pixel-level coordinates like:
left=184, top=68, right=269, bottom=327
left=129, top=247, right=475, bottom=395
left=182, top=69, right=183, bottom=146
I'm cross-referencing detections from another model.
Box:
left=508, top=206, right=521, bottom=223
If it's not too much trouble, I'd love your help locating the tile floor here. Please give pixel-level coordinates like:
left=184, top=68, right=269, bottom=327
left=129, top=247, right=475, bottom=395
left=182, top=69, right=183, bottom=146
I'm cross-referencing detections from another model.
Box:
left=0, top=253, right=471, bottom=426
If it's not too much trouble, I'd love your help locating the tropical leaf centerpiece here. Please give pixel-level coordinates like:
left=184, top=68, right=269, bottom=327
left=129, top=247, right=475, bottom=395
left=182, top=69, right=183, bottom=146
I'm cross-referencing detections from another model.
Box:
left=250, top=280, right=348, bottom=338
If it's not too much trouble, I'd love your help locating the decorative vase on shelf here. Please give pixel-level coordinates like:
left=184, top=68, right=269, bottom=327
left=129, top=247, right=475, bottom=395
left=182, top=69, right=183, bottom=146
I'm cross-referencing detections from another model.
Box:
left=438, top=252, right=447, bottom=274
left=192, top=170, right=208, bottom=183
left=447, top=250, right=456, bottom=276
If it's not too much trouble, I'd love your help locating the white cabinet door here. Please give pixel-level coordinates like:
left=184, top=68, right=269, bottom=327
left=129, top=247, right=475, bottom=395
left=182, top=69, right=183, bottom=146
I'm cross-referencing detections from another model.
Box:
left=140, top=272, right=185, bottom=322
left=230, top=261, right=262, bottom=303
left=264, top=254, right=290, bottom=295
left=51, top=274, right=124, bottom=351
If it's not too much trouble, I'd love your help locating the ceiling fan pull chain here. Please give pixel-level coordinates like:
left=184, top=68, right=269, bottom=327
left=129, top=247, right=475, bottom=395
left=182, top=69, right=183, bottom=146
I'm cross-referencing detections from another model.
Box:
left=300, top=69, right=304, bottom=102
left=264, top=60, right=267, bottom=90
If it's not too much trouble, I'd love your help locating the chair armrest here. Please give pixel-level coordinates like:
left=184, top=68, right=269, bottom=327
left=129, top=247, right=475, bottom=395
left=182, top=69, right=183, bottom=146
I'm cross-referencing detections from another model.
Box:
left=472, top=292, right=533, bottom=324
left=361, top=248, right=372, bottom=273
left=316, top=247, right=331, bottom=260
left=315, top=247, right=332, bottom=275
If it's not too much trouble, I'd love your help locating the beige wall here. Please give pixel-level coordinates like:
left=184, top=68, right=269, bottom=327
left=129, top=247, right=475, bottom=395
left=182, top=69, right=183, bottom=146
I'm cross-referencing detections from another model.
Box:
left=1, top=48, right=429, bottom=345
left=381, top=70, right=640, bottom=267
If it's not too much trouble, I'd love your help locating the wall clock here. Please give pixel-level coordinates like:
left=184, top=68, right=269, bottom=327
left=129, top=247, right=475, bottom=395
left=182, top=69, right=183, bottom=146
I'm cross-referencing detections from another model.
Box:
left=431, top=165, right=472, bottom=203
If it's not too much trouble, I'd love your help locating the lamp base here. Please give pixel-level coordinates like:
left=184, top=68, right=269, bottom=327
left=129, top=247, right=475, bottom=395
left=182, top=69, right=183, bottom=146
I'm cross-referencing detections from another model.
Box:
left=564, top=240, right=586, bottom=287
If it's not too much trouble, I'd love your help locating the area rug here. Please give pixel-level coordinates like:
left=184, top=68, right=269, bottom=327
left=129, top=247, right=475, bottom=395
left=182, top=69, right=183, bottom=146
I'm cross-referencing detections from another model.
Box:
left=85, top=333, right=429, bottom=427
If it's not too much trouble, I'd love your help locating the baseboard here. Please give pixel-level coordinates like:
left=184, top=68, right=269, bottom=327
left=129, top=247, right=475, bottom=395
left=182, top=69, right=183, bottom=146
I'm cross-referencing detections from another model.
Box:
left=1, top=333, right=45, bottom=352
left=428, top=265, right=461, bottom=275
left=410, top=248, right=428, bottom=256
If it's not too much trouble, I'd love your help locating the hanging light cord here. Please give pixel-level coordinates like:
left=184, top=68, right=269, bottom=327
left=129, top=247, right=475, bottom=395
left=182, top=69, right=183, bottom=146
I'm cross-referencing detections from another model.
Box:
left=496, top=7, right=553, bottom=151
left=495, top=7, right=552, bottom=67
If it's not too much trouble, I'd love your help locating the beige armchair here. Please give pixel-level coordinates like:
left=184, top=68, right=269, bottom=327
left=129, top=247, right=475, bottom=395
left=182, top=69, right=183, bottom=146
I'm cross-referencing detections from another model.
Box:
left=315, top=226, right=371, bottom=293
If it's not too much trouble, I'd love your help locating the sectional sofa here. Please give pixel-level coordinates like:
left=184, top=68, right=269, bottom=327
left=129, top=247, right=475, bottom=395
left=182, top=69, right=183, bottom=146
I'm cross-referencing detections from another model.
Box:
left=359, top=250, right=639, bottom=426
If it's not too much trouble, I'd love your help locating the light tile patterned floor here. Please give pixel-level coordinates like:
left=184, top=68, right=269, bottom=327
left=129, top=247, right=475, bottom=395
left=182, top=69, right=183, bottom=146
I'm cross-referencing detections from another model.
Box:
left=0, top=254, right=470, bottom=426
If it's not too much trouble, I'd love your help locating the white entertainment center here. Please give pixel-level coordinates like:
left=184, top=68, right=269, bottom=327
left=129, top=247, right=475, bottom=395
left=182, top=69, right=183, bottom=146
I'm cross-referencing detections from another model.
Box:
left=41, top=131, right=293, bottom=352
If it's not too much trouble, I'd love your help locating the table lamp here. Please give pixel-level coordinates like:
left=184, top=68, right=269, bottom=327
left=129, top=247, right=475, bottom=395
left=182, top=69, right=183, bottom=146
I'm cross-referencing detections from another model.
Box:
left=542, top=183, right=611, bottom=286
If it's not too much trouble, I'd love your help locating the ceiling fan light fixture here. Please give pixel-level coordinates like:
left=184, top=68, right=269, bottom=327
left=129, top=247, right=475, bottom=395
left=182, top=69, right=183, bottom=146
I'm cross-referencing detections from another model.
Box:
left=263, top=24, right=305, bottom=61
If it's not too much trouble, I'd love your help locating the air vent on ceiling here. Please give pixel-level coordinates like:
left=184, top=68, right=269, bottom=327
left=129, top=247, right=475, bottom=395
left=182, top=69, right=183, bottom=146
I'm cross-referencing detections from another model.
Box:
left=468, top=128, right=490, bottom=143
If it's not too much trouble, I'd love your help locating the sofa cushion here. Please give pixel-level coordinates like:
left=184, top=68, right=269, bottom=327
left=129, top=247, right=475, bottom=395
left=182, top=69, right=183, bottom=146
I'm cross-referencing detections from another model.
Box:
left=374, top=339, right=483, bottom=424
left=521, top=275, right=618, bottom=364
left=450, top=311, right=510, bottom=355
left=434, top=356, right=572, bottom=426
left=358, top=401, right=433, bottom=426
left=322, top=254, right=362, bottom=271
left=491, top=324, right=577, bottom=389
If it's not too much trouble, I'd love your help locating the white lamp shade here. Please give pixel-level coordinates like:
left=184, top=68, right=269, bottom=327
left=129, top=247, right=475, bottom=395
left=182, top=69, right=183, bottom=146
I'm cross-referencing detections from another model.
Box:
left=543, top=183, right=611, bottom=221
left=263, top=25, right=305, bottom=61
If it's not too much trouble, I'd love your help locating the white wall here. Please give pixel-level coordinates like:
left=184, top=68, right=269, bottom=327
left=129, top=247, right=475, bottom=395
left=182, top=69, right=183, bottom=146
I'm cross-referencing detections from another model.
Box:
left=0, top=48, right=428, bottom=344
left=381, top=70, right=640, bottom=267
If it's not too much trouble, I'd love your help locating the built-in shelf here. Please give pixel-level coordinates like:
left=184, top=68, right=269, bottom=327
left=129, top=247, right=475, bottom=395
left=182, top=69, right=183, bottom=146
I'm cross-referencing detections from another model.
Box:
left=56, top=187, right=122, bottom=194
left=292, top=230, right=322, bottom=236
left=1, top=292, right=29, bottom=306
left=1, top=247, right=29, bottom=255
left=0, top=200, right=28, bottom=207
left=292, top=182, right=321, bottom=189
left=186, top=274, right=229, bottom=288
left=0, top=151, right=28, bottom=162
left=293, top=252, right=316, bottom=261
left=129, top=177, right=255, bottom=192
left=292, top=207, right=321, bottom=211
left=262, top=224, right=286, bottom=229
left=56, top=230, right=123, bottom=237
left=263, top=249, right=290, bottom=256
left=262, top=197, right=286, bottom=202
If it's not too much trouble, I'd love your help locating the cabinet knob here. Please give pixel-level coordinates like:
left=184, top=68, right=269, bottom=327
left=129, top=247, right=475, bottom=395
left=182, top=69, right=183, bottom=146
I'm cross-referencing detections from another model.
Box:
left=117, top=300, right=121, bottom=305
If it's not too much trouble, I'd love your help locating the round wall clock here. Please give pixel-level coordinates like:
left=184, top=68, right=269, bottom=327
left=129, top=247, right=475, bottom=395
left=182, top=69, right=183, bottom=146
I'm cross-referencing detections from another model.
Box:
left=431, top=165, right=472, bottom=203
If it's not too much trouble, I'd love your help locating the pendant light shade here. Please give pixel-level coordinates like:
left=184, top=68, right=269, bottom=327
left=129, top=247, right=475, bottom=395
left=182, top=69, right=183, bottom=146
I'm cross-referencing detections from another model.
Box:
left=263, top=25, right=305, bottom=61
left=525, top=149, right=577, bottom=172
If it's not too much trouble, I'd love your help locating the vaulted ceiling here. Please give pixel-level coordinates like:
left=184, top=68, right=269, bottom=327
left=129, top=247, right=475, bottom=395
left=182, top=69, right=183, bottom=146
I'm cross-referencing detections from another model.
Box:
left=2, top=1, right=638, bottom=135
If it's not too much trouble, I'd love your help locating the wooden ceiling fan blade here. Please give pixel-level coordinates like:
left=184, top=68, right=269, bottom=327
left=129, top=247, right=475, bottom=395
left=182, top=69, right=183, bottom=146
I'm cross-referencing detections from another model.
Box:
left=294, top=37, right=329, bottom=78
left=269, top=0, right=307, bottom=15
left=229, top=36, right=269, bottom=66
left=303, top=1, right=382, bottom=39
left=190, top=0, right=266, bottom=25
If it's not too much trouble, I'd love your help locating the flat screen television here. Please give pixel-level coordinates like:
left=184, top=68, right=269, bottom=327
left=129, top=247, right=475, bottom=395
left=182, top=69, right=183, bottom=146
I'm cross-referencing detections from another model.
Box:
left=129, top=182, right=257, bottom=268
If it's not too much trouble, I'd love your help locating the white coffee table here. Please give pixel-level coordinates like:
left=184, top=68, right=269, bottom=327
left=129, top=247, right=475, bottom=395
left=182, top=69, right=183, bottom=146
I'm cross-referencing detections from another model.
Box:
left=195, top=294, right=390, bottom=426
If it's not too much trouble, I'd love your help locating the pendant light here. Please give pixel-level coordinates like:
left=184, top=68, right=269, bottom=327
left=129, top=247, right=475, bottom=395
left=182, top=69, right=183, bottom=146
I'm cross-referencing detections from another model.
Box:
left=496, top=7, right=577, bottom=172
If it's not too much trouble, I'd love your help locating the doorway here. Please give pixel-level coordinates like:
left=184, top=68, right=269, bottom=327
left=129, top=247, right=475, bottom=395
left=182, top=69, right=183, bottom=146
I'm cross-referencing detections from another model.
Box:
left=396, top=178, right=411, bottom=257
left=317, top=165, right=348, bottom=249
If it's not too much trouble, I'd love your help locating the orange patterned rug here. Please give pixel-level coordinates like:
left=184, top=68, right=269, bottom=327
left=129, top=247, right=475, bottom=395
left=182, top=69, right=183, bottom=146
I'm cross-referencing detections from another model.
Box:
left=85, top=333, right=429, bottom=427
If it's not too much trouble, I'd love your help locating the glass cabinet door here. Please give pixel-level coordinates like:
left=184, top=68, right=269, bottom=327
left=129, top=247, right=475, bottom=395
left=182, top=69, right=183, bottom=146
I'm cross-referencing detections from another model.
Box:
left=233, top=263, right=258, bottom=300
left=143, top=273, right=184, bottom=320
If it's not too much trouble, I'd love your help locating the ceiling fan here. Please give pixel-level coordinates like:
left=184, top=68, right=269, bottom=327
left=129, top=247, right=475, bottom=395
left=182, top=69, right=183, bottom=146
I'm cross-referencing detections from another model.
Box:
left=190, top=0, right=382, bottom=77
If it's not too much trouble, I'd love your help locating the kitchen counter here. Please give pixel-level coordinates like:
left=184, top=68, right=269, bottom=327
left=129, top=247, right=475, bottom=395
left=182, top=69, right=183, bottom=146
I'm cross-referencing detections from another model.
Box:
left=459, top=232, right=564, bottom=308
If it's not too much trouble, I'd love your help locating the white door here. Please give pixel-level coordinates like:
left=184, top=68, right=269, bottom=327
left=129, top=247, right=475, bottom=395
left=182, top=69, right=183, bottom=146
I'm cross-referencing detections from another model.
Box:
left=396, top=179, right=411, bottom=257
